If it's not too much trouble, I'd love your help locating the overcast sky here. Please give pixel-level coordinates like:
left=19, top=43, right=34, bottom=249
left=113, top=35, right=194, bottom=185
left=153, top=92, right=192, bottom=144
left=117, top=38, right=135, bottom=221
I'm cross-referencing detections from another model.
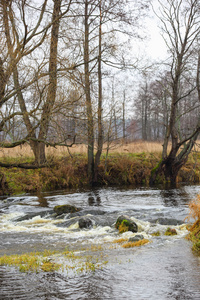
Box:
left=142, top=0, right=168, bottom=61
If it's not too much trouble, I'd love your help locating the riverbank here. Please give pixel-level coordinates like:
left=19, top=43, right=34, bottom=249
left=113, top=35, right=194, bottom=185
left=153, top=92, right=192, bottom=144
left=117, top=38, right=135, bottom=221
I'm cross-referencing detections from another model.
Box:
left=1, top=150, right=200, bottom=195
left=186, top=194, right=200, bottom=255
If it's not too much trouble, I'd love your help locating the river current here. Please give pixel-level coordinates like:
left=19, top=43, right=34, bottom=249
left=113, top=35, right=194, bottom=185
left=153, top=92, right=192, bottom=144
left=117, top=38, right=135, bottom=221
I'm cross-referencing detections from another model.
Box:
left=0, top=185, right=200, bottom=299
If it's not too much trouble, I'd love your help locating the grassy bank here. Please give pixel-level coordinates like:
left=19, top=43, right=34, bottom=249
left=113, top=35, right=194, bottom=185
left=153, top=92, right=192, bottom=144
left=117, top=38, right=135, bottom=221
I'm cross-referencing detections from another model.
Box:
left=0, top=141, right=200, bottom=195
left=186, top=194, right=200, bottom=255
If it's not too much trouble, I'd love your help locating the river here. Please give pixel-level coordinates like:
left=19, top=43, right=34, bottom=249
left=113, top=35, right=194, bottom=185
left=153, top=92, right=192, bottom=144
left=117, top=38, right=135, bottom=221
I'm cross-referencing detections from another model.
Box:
left=0, top=184, right=200, bottom=299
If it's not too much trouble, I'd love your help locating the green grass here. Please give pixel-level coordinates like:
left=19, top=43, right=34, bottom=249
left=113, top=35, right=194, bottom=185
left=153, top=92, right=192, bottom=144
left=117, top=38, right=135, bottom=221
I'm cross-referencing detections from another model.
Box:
left=0, top=248, right=108, bottom=274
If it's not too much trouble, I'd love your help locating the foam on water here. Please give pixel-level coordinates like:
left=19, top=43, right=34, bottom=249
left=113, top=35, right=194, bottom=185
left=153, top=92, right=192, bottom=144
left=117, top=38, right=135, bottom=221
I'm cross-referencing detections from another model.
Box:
left=1, top=186, right=199, bottom=300
left=0, top=210, right=189, bottom=248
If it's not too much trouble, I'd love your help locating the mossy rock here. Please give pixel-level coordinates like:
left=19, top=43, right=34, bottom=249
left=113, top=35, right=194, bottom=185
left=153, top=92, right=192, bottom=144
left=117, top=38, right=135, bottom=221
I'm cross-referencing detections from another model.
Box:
left=115, top=215, right=138, bottom=233
left=54, top=204, right=81, bottom=215
left=164, top=227, right=177, bottom=236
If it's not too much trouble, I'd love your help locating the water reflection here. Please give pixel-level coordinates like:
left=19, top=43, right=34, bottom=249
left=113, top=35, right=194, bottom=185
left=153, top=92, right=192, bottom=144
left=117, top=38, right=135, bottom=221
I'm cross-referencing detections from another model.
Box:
left=37, top=194, right=49, bottom=208
left=160, top=186, right=191, bottom=207
left=88, top=190, right=101, bottom=206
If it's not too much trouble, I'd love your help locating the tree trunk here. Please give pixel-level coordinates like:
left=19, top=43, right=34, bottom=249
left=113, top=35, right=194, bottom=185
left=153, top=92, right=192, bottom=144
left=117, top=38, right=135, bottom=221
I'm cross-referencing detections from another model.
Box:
left=84, top=0, right=94, bottom=184
left=31, top=141, right=46, bottom=166
left=122, top=90, right=126, bottom=143
left=0, top=58, right=5, bottom=104
left=38, top=0, right=61, bottom=161
left=94, top=0, right=103, bottom=183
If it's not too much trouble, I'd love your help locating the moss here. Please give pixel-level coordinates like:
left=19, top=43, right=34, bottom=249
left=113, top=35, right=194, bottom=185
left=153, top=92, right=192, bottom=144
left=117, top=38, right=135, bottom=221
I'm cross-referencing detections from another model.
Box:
left=116, top=218, right=131, bottom=229
left=151, top=159, right=162, bottom=175
left=151, top=231, right=161, bottom=236
left=115, top=216, right=138, bottom=233
left=118, top=222, right=129, bottom=233
left=0, top=248, right=107, bottom=274
left=54, top=204, right=81, bottom=215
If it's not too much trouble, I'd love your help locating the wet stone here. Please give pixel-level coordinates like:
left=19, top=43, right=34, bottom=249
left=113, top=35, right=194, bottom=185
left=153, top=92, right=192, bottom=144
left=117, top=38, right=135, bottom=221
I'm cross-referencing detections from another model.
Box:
left=78, top=217, right=93, bottom=229
left=54, top=204, right=81, bottom=216
left=115, top=215, right=138, bottom=233
left=12, top=210, right=54, bottom=222
left=129, top=235, right=144, bottom=242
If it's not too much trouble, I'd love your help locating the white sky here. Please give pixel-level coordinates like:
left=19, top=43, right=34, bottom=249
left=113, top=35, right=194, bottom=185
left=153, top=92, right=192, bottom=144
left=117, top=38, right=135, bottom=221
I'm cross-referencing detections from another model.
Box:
left=146, top=20, right=167, bottom=60
left=142, top=0, right=168, bottom=61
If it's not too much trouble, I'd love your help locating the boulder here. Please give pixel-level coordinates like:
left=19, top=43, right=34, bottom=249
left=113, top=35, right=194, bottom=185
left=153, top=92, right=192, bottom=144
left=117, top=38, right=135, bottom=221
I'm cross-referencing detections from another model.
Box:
left=13, top=210, right=54, bottom=222
left=115, top=215, right=138, bottom=233
left=129, top=235, right=144, bottom=242
left=79, top=217, right=93, bottom=229
left=53, top=204, right=81, bottom=216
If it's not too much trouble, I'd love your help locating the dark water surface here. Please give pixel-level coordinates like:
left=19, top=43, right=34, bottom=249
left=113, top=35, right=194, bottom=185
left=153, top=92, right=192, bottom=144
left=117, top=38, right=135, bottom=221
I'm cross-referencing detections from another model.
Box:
left=0, top=185, right=200, bottom=299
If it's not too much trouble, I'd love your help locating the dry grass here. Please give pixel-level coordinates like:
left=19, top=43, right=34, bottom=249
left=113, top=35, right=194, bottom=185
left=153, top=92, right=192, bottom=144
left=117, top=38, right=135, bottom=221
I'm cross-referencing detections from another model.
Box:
left=0, top=141, right=164, bottom=159
left=187, top=193, right=200, bottom=222
left=109, top=141, right=164, bottom=154
left=186, top=194, right=200, bottom=255
left=1, top=139, right=200, bottom=159
left=122, top=239, right=150, bottom=248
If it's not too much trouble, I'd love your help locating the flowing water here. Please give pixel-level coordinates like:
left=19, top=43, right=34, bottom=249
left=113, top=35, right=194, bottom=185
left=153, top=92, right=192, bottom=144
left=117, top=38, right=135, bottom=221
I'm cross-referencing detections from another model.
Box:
left=0, top=185, right=200, bottom=299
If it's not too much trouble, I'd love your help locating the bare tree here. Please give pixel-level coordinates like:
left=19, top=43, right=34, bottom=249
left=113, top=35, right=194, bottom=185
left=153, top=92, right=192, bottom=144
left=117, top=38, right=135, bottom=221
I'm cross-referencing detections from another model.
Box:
left=0, top=0, right=72, bottom=166
left=70, top=0, right=149, bottom=183
left=36, top=0, right=63, bottom=164
left=150, top=0, right=200, bottom=184
left=94, top=0, right=103, bottom=182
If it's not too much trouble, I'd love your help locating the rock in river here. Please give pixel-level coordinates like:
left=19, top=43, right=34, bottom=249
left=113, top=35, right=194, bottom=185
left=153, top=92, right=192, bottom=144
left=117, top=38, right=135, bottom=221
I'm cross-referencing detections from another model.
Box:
left=115, top=215, right=138, bottom=233
left=54, top=204, right=81, bottom=216
left=78, top=217, right=93, bottom=229
left=129, top=235, right=144, bottom=242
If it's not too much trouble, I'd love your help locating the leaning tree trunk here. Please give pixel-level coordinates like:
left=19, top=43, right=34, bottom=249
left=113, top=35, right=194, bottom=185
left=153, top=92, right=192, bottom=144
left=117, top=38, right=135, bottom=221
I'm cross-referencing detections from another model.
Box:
left=150, top=130, right=200, bottom=185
